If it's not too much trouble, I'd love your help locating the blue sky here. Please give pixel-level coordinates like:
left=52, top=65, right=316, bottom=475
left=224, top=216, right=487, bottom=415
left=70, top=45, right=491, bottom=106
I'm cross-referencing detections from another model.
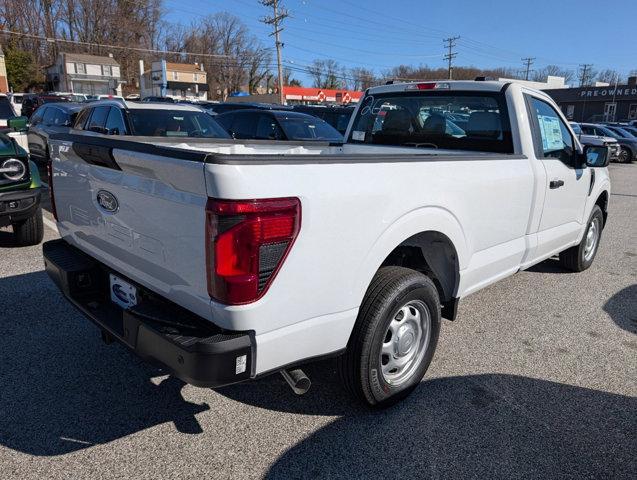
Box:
left=163, top=0, right=637, bottom=85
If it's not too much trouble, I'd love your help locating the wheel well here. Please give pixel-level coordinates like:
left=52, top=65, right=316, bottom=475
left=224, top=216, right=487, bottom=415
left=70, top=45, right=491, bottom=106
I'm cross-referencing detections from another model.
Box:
left=595, top=190, right=609, bottom=227
left=380, top=231, right=460, bottom=319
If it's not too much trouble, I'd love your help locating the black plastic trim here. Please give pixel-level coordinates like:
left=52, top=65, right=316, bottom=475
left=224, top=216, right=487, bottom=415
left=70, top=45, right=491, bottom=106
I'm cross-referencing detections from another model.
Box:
left=0, top=188, right=41, bottom=225
left=42, top=238, right=256, bottom=388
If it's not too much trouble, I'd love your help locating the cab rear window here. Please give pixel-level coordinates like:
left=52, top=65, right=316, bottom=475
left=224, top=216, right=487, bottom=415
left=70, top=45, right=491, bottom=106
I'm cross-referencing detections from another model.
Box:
left=349, top=91, right=513, bottom=154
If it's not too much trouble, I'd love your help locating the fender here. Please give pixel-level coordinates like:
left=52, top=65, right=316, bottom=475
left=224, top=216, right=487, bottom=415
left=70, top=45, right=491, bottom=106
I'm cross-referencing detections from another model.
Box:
left=577, top=178, right=610, bottom=243
left=352, top=205, right=468, bottom=306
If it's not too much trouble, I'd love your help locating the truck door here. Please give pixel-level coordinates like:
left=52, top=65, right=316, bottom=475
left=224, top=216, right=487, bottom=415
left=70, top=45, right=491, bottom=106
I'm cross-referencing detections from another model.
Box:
left=526, top=95, right=591, bottom=257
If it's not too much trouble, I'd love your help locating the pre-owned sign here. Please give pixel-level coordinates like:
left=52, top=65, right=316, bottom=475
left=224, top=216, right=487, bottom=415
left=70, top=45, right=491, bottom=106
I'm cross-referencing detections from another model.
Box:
left=579, top=87, right=637, bottom=99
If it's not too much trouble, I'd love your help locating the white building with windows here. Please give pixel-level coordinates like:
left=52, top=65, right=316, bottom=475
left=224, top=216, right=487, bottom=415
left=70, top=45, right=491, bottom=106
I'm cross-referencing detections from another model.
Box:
left=140, top=60, right=208, bottom=100
left=46, top=52, right=123, bottom=96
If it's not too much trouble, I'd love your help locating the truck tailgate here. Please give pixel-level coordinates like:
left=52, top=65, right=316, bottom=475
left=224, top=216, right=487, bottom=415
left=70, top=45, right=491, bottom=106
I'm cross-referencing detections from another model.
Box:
left=49, top=136, right=212, bottom=320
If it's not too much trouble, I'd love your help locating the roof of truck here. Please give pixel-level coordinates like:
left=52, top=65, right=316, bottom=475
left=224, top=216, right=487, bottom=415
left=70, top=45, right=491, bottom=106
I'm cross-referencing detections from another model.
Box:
left=367, top=80, right=511, bottom=95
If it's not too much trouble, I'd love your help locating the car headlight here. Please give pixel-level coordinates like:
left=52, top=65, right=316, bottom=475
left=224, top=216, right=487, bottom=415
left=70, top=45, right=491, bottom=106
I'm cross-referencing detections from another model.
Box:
left=0, top=158, right=27, bottom=182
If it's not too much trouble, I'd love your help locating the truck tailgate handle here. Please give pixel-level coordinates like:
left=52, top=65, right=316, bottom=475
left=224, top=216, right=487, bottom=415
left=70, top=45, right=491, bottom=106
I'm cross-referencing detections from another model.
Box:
left=72, top=142, right=121, bottom=170
left=549, top=179, right=564, bottom=189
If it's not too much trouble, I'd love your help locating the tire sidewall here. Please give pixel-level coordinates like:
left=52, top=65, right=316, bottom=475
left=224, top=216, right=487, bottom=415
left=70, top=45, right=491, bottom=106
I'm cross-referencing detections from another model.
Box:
left=364, top=278, right=441, bottom=406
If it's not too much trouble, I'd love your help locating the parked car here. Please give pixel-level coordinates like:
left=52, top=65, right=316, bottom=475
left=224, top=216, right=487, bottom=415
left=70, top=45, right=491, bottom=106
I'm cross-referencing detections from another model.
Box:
left=570, top=122, right=620, bottom=162
left=292, top=105, right=355, bottom=135
left=604, top=124, right=637, bottom=140
left=141, top=96, right=175, bottom=103
left=21, top=94, right=72, bottom=118
left=0, top=128, right=43, bottom=246
left=0, top=94, right=18, bottom=128
left=579, top=123, right=637, bottom=163
left=27, top=103, right=84, bottom=163
left=72, top=100, right=231, bottom=138
left=44, top=80, right=610, bottom=407
left=202, top=102, right=292, bottom=115
left=215, top=109, right=343, bottom=142
left=8, top=93, right=25, bottom=113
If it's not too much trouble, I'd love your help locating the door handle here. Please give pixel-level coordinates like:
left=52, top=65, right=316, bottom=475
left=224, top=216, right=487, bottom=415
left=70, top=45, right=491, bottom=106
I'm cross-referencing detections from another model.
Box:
left=549, top=179, right=565, bottom=189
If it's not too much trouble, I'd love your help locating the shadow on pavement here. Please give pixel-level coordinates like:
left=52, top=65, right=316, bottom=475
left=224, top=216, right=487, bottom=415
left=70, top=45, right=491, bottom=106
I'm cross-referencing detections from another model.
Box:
left=0, top=229, right=16, bottom=247
left=604, top=284, right=637, bottom=334
left=254, top=373, right=636, bottom=479
left=0, top=271, right=209, bottom=456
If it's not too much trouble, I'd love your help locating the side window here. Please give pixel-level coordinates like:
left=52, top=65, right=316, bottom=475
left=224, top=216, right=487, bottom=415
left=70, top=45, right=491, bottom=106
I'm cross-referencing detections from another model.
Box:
left=105, top=107, right=127, bottom=135
left=86, top=106, right=110, bottom=132
left=528, top=97, right=575, bottom=166
left=52, top=109, right=69, bottom=126
left=255, top=114, right=284, bottom=140
left=580, top=125, right=595, bottom=135
left=42, top=108, right=57, bottom=126
left=31, top=107, right=46, bottom=125
left=74, top=108, right=91, bottom=130
left=231, top=113, right=257, bottom=139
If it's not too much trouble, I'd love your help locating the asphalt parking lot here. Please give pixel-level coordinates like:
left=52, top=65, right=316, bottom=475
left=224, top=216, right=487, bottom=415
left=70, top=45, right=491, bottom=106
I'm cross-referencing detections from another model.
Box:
left=0, top=164, right=635, bottom=480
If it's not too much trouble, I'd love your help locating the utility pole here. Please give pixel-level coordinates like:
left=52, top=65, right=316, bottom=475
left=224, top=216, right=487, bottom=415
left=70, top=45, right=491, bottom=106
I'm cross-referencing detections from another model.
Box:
left=443, top=36, right=460, bottom=80
left=260, top=0, right=288, bottom=105
left=521, top=57, right=535, bottom=81
left=579, top=64, right=594, bottom=87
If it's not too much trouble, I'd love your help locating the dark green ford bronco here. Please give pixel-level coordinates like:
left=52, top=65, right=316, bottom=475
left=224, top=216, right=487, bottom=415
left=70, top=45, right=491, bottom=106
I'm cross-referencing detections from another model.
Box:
left=0, top=119, right=44, bottom=246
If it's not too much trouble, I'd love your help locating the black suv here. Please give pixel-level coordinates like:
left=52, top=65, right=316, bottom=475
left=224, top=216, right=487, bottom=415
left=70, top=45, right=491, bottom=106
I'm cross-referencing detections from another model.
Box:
left=291, top=105, right=355, bottom=134
left=215, top=109, right=343, bottom=142
left=21, top=94, right=72, bottom=118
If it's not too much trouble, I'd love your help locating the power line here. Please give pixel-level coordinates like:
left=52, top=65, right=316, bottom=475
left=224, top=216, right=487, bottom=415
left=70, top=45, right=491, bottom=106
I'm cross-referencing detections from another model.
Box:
left=521, top=57, right=535, bottom=80
left=443, top=36, right=460, bottom=79
left=260, top=0, right=288, bottom=104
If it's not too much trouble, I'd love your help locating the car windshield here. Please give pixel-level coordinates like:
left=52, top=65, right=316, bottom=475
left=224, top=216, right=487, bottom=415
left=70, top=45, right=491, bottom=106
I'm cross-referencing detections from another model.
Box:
left=612, top=127, right=636, bottom=139
left=277, top=115, right=343, bottom=141
left=128, top=109, right=231, bottom=138
left=597, top=126, right=620, bottom=138
left=348, top=91, right=513, bottom=153
left=0, top=98, right=16, bottom=119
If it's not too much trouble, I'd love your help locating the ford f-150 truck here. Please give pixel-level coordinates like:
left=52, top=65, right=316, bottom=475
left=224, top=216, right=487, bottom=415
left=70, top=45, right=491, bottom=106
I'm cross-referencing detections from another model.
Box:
left=43, top=81, right=611, bottom=407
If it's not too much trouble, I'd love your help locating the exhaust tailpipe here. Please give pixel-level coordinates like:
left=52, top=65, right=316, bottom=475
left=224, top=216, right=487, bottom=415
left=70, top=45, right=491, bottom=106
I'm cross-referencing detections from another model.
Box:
left=280, top=368, right=311, bottom=395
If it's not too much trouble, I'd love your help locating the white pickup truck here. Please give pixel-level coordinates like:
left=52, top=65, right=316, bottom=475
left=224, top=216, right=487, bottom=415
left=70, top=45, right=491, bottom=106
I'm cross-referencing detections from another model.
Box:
left=43, top=81, right=611, bottom=407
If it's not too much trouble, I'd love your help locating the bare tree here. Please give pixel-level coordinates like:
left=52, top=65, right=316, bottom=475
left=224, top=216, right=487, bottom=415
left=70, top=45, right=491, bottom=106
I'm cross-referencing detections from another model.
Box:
left=596, top=69, right=623, bottom=85
left=308, top=59, right=342, bottom=89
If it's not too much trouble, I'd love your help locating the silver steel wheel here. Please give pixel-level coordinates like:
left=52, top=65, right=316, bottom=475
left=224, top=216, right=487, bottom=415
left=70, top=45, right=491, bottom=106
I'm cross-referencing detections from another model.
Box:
left=380, top=300, right=431, bottom=386
left=583, top=217, right=600, bottom=262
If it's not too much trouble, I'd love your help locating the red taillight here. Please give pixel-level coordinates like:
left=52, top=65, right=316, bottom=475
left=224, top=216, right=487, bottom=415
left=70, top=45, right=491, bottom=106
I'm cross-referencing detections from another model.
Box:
left=46, top=161, right=58, bottom=221
left=206, top=197, right=301, bottom=305
left=415, top=83, right=437, bottom=90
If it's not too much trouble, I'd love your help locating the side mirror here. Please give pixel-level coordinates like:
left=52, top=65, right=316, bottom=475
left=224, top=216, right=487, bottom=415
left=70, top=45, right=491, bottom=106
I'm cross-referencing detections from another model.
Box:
left=108, top=127, right=120, bottom=135
left=8, top=116, right=28, bottom=132
left=582, top=145, right=610, bottom=168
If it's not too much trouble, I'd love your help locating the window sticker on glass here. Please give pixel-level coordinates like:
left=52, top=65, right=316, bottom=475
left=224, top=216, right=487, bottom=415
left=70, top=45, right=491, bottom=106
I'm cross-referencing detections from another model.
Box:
left=352, top=130, right=365, bottom=141
left=538, top=115, right=563, bottom=151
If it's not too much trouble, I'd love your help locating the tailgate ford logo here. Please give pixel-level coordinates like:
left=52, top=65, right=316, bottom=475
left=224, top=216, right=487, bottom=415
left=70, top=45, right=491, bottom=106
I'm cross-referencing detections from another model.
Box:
left=96, top=190, right=119, bottom=213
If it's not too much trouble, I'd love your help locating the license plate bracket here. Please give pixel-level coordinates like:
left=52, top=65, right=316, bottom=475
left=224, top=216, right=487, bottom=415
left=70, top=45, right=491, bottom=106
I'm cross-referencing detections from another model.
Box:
left=109, top=273, right=138, bottom=309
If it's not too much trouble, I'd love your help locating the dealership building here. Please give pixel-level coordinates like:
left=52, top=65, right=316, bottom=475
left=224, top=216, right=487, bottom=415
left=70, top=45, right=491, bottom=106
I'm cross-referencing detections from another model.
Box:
left=544, top=77, right=637, bottom=123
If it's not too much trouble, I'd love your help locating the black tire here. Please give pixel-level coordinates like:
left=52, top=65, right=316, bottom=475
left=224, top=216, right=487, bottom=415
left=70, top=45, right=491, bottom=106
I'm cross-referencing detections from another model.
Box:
left=338, top=266, right=441, bottom=407
left=618, top=147, right=633, bottom=164
left=558, top=205, right=604, bottom=272
left=12, top=208, right=44, bottom=247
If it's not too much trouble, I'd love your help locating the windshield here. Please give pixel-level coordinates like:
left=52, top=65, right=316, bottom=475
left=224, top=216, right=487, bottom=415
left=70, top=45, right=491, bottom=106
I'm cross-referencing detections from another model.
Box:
left=597, top=126, right=620, bottom=139
left=278, top=115, right=343, bottom=141
left=612, top=127, right=636, bottom=139
left=349, top=91, right=513, bottom=153
left=0, top=98, right=16, bottom=119
left=128, top=110, right=231, bottom=138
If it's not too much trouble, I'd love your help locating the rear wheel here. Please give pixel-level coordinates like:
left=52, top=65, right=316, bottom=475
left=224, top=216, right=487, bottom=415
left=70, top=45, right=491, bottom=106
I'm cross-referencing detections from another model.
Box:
left=618, top=147, right=632, bottom=164
left=559, top=205, right=603, bottom=272
left=12, top=208, right=44, bottom=246
left=338, top=266, right=441, bottom=407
